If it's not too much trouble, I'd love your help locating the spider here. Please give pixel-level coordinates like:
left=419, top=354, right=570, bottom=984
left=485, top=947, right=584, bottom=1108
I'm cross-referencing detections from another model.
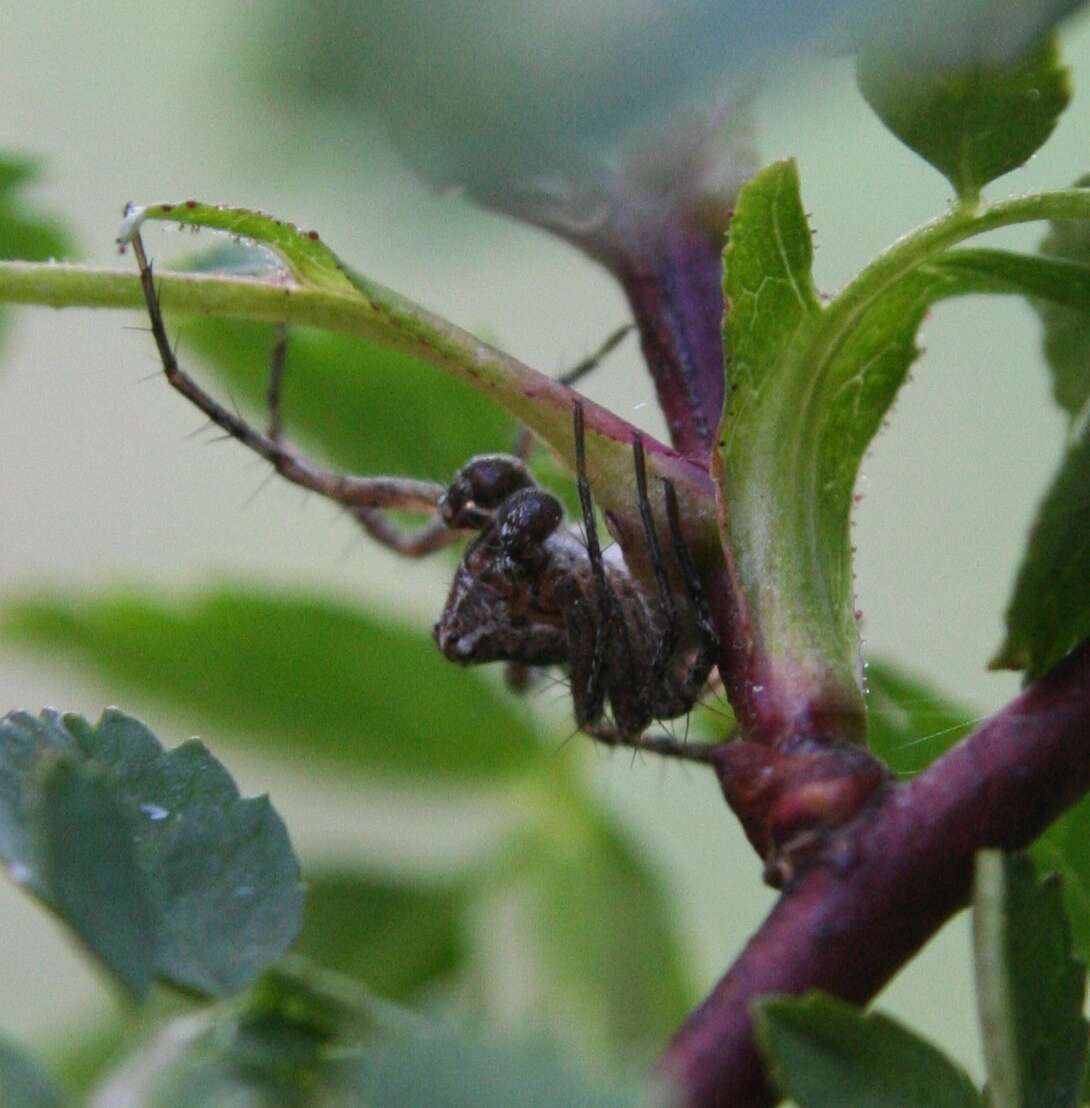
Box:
left=434, top=405, right=721, bottom=748
left=128, top=233, right=722, bottom=762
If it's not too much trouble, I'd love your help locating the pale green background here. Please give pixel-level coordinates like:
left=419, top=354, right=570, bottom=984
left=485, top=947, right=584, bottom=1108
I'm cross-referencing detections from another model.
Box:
left=1, top=1, right=1089, bottom=1084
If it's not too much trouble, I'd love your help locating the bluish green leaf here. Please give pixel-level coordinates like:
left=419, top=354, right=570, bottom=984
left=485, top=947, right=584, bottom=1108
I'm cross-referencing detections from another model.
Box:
left=2, top=586, right=544, bottom=782
left=0, top=1035, right=69, bottom=1108
left=1032, top=794, right=1090, bottom=965
left=991, top=430, right=1090, bottom=678
left=857, top=38, right=1070, bottom=201
left=0, top=708, right=303, bottom=998
left=1033, top=176, right=1090, bottom=422
left=973, top=851, right=1088, bottom=1108
left=297, top=870, right=466, bottom=1000
left=37, top=757, right=158, bottom=994
left=520, top=801, right=695, bottom=1064
left=865, top=660, right=978, bottom=775
left=757, top=992, right=982, bottom=1108
left=332, top=1029, right=649, bottom=1108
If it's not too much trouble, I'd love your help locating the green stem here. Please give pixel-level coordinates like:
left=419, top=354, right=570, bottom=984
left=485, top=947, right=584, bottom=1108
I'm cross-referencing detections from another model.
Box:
left=818, top=188, right=1090, bottom=362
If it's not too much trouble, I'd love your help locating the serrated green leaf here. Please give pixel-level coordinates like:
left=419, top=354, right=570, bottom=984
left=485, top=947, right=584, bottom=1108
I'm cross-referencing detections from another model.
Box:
left=857, top=38, right=1070, bottom=201
left=37, top=756, right=159, bottom=994
left=0, top=1035, right=69, bottom=1108
left=973, top=851, right=1088, bottom=1108
left=865, top=660, right=978, bottom=775
left=757, top=992, right=982, bottom=1108
left=719, top=160, right=1090, bottom=724
left=718, top=163, right=943, bottom=727
left=0, top=708, right=303, bottom=998
left=1033, top=176, right=1090, bottom=422
left=2, top=586, right=544, bottom=782
left=520, top=801, right=695, bottom=1064
left=1032, top=795, right=1090, bottom=967
left=991, top=431, right=1090, bottom=678
left=297, top=870, right=466, bottom=1000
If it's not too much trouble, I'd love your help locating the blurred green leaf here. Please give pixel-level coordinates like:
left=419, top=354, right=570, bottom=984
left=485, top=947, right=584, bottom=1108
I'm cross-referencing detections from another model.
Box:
left=1032, top=794, right=1090, bottom=964
left=990, top=177, right=1090, bottom=679
left=331, top=1029, right=649, bottom=1108
left=0, top=157, right=70, bottom=263
left=46, top=1018, right=131, bottom=1099
left=865, top=660, right=978, bottom=775
left=93, top=957, right=645, bottom=1108
left=520, top=800, right=695, bottom=1064
left=91, top=959, right=405, bottom=1108
left=857, top=38, right=1070, bottom=201
left=0, top=708, right=303, bottom=998
left=991, top=431, right=1090, bottom=678
left=180, top=314, right=515, bottom=479
left=2, top=585, right=545, bottom=782
left=0, top=155, right=72, bottom=349
left=972, top=851, right=1088, bottom=1108
left=757, top=992, right=982, bottom=1108
left=0, top=1035, right=69, bottom=1108
left=297, top=870, right=466, bottom=1000
left=1033, top=176, right=1090, bottom=421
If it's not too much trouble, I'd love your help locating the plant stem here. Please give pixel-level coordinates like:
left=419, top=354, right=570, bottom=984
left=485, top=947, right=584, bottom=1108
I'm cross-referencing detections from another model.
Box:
left=658, top=640, right=1090, bottom=1107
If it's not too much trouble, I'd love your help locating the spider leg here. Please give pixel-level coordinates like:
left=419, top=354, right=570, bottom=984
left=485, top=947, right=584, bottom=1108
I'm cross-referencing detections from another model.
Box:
left=131, top=233, right=448, bottom=553
left=265, top=323, right=288, bottom=444
left=632, top=434, right=680, bottom=681
left=583, top=722, right=725, bottom=766
left=570, top=399, right=616, bottom=728
left=513, top=324, right=634, bottom=461
left=663, top=478, right=721, bottom=700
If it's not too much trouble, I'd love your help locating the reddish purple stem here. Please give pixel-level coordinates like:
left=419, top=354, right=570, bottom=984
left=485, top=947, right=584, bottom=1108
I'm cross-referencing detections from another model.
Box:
left=659, top=640, right=1090, bottom=1107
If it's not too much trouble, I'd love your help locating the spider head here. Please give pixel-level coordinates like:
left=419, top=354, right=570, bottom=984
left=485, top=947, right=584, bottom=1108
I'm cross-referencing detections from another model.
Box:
left=433, top=488, right=571, bottom=667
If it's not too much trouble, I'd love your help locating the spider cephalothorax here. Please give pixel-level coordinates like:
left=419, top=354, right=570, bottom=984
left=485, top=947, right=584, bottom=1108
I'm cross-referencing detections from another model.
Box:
left=434, top=404, right=720, bottom=739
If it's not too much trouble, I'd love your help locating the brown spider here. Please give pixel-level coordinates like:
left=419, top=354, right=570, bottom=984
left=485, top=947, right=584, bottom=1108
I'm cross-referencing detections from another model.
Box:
left=130, top=233, right=721, bottom=763
left=433, top=405, right=720, bottom=746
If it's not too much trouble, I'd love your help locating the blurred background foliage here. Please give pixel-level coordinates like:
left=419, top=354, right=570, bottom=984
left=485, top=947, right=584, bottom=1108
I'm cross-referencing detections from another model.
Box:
left=2, top=0, right=1090, bottom=1097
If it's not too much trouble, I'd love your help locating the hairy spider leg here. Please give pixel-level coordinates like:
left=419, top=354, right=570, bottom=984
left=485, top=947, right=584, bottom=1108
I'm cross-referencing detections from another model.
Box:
left=130, top=233, right=457, bottom=558
left=663, top=479, right=721, bottom=701
left=632, top=434, right=681, bottom=682
left=569, top=400, right=619, bottom=728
